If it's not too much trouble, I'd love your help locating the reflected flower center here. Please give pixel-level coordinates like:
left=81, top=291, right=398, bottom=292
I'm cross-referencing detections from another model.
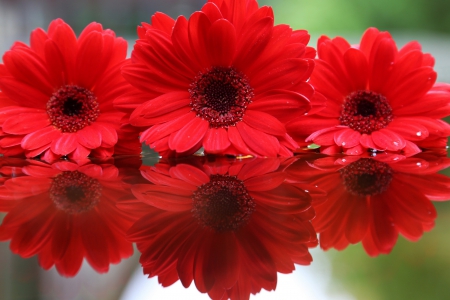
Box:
left=50, top=171, right=102, bottom=214
left=192, top=174, right=256, bottom=232
left=47, top=85, right=100, bottom=133
left=339, top=90, right=393, bottom=134
left=339, top=158, right=393, bottom=196
left=189, top=67, right=253, bottom=128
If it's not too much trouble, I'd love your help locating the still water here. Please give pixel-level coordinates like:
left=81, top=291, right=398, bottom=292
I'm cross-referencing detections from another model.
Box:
left=0, top=152, right=449, bottom=300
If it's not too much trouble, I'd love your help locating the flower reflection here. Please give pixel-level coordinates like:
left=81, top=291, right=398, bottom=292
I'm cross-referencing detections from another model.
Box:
left=0, top=158, right=143, bottom=277
left=125, top=157, right=317, bottom=300
left=287, top=152, right=450, bottom=256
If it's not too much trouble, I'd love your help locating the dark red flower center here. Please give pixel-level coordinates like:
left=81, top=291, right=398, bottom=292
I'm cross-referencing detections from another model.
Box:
left=47, top=85, right=100, bottom=133
left=339, top=158, right=393, bottom=196
left=191, top=174, right=256, bottom=232
left=50, top=171, right=102, bottom=214
left=189, top=67, right=254, bottom=128
left=339, top=90, right=393, bottom=134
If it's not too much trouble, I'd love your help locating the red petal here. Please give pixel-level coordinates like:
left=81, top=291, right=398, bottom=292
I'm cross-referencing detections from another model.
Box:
left=227, top=126, right=254, bottom=155
left=48, top=20, right=78, bottom=82
left=75, top=31, right=104, bottom=89
left=251, top=58, right=314, bottom=92
left=122, top=63, right=188, bottom=94
left=151, top=12, right=175, bottom=34
left=77, top=126, right=102, bottom=149
left=21, top=126, right=61, bottom=150
left=171, top=16, right=202, bottom=71
left=68, top=144, right=91, bottom=159
left=2, top=48, right=53, bottom=95
left=306, top=126, right=341, bottom=146
left=388, top=118, right=429, bottom=141
left=236, top=122, right=280, bottom=157
left=130, top=91, right=190, bottom=124
left=0, top=77, right=49, bottom=108
left=309, top=60, right=347, bottom=102
left=234, top=17, right=273, bottom=72
left=334, top=128, right=361, bottom=148
left=168, top=117, right=209, bottom=153
left=249, top=89, right=311, bottom=121
left=203, top=127, right=231, bottom=153
left=371, top=129, right=407, bottom=151
left=344, top=48, right=369, bottom=91
left=206, top=19, right=236, bottom=66
left=91, top=123, right=118, bottom=148
left=140, top=112, right=196, bottom=144
left=2, top=112, right=49, bottom=134
left=386, top=67, right=436, bottom=107
left=44, top=40, right=67, bottom=87
left=287, top=117, right=340, bottom=137
left=50, top=133, right=78, bottom=155
left=360, top=133, right=378, bottom=149
left=368, top=38, right=396, bottom=91
left=243, top=110, right=286, bottom=136
left=394, top=90, right=450, bottom=118
left=188, top=11, right=211, bottom=69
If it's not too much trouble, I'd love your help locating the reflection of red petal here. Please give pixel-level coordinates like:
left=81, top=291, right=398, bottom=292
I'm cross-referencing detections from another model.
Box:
left=345, top=195, right=369, bottom=244
left=209, top=233, right=239, bottom=289
left=127, top=156, right=315, bottom=299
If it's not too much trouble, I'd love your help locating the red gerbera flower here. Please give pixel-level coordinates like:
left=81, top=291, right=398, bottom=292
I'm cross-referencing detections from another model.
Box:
left=115, top=0, right=316, bottom=157
left=124, top=157, right=317, bottom=299
left=287, top=28, right=450, bottom=156
left=0, top=159, right=143, bottom=276
left=286, top=152, right=450, bottom=256
left=0, top=19, right=135, bottom=160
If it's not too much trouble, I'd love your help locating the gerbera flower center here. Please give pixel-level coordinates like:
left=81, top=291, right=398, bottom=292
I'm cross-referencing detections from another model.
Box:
left=189, top=67, right=254, bottom=128
left=49, top=171, right=102, bottom=214
left=47, top=85, right=100, bottom=133
left=191, top=174, right=256, bottom=232
left=339, top=158, right=393, bottom=196
left=339, top=90, right=393, bottom=134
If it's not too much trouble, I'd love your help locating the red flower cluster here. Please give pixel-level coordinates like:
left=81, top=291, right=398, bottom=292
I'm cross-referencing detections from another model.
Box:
left=115, top=0, right=316, bottom=157
left=0, top=19, right=140, bottom=161
left=287, top=28, right=450, bottom=156
left=125, top=157, right=317, bottom=299
left=0, top=1, right=449, bottom=158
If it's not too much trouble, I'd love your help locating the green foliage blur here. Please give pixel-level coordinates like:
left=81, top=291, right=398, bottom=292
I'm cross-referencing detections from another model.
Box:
left=260, top=0, right=450, bottom=34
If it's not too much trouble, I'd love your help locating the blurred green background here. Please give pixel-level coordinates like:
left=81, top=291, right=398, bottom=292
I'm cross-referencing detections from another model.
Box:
left=0, top=1, right=450, bottom=299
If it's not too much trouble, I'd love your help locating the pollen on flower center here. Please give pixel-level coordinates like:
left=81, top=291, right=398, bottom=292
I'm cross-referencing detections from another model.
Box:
left=189, top=67, right=254, bottom=128
left=50, top=171, right=102, bottom=214
left=47, top=85, right=100, bottom=133
left=339, top=90, right=393, bottom=134
left=191, top=174, right=256, bottom=232
left=339, top=158, right=393, bottom=196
